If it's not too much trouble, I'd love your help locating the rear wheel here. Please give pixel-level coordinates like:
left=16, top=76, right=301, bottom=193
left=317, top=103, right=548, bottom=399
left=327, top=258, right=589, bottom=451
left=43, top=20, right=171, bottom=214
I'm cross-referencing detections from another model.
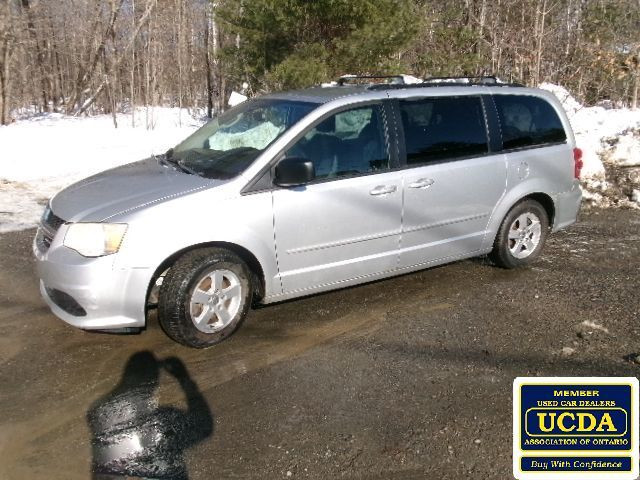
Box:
left=158, top=248, right=252, bottom=348
left=490, top=200, right=549, bottom=269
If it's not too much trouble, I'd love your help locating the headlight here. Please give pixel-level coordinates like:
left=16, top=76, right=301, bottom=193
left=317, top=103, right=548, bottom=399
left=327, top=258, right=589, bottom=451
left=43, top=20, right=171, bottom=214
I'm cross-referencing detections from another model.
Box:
left=63, top=223, right=128, bottom=257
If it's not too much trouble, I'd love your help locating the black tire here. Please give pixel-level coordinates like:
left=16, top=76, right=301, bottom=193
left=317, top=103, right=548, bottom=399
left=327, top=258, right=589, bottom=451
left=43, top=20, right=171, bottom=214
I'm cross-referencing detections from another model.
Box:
left=489, top=199, right=549, bottom=269
left=158, top=248, right=252, bottom=348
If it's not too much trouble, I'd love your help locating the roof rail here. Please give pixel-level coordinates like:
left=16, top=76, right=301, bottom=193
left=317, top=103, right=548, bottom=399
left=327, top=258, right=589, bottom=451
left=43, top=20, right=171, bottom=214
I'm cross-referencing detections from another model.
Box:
left=337, top=75, right=405, bottom=86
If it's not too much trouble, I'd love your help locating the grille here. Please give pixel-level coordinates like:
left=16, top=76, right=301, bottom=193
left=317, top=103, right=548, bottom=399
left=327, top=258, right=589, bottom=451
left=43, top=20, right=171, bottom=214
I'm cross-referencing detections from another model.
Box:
left=37, top=205, right=66, bottom=253
left=43, top=206, right=65, bottom=232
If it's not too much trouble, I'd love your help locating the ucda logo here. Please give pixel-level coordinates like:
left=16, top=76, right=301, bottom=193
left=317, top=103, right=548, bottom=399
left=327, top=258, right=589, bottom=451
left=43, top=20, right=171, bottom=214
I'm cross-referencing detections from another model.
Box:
left=536, top=411, right=617, bottom=433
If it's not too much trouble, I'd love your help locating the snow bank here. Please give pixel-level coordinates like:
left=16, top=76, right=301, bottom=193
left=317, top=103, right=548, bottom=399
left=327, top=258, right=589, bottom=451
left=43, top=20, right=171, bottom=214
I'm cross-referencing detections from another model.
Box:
left=539, top=83, right=640, bottom=205
left=0, top=108, right=204, bottom=232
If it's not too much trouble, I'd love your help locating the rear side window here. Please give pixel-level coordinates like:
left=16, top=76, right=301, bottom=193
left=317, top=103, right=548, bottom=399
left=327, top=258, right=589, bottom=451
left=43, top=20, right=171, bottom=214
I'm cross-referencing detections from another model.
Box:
left=399, top=96, right=488, bottom=165
left=493, top=95, right=566, bottom=150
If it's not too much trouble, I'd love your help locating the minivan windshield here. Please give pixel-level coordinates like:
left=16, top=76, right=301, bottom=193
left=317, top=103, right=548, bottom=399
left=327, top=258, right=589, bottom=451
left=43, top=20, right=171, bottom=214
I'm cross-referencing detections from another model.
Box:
left=170, top=99, right=316, bottom=179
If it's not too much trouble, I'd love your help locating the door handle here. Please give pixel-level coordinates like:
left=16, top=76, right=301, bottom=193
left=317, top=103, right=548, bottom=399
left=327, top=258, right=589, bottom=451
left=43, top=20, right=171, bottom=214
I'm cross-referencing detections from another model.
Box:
left=369, top=185, right=397, bottom=196
left=409, top=178, right=435, bottom=189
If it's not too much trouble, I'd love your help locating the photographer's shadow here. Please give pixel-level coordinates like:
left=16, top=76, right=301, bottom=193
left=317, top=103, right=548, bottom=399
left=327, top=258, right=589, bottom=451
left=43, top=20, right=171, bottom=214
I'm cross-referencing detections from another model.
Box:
left=87, top=351, right=213, bottom=479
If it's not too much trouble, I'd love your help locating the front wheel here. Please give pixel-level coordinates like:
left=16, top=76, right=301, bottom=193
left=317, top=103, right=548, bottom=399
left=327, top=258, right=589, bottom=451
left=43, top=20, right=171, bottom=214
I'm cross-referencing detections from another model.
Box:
left=158, top=248, right=252, bottom=348
left=489, top=200, right=549, bottom=269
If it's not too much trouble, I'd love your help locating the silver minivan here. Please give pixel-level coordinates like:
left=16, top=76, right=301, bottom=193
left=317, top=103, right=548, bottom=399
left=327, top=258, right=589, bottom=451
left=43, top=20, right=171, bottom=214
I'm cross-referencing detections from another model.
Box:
left=34, top=76, right=582, bottom=348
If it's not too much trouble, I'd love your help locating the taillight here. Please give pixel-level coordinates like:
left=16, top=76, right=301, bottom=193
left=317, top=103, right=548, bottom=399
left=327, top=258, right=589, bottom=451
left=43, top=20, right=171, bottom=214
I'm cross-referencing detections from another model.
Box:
left=573, top=147, right=583, bottom=179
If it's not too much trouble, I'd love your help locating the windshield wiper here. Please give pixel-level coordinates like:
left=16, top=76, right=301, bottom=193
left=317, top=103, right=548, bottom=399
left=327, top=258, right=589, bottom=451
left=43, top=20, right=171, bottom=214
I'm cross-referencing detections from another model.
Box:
left=175, top=159, right=200, bottom=176
left=154, top=150, right=196, bottom=175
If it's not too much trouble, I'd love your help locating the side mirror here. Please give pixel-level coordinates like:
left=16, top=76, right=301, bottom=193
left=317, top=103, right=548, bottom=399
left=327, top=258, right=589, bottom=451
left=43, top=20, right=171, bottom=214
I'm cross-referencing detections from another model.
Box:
left=274, top=157, right=315, bottom=187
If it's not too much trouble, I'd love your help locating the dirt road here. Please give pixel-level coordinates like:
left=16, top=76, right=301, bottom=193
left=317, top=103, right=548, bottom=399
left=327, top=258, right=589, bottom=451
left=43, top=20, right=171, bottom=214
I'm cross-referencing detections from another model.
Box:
left=1, top=209, right=639, bottom=479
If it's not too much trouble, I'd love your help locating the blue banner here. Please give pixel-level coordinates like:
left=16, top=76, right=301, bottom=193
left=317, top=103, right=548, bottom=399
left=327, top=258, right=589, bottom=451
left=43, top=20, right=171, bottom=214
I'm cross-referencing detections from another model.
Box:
left=519, top=384, right=632, bottom=451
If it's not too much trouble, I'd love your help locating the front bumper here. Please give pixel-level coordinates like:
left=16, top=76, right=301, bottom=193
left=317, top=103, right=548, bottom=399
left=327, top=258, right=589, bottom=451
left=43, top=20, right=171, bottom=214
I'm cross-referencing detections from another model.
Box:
left=34, top=225, right=152, bottom=330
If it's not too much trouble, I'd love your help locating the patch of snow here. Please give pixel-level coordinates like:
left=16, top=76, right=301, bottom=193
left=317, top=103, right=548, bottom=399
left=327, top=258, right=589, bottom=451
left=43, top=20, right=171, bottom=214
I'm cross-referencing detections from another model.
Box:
left=400, top=74, right=424, bottom=84
left=538, top=83, right=582, bottom=116
left=608, top=132, right=640, bottom=167
left=424, top=76, right=504, bottom=84
left=0, top=108, right=204, bottom=232
left=0, top=180, right=53, bottom=233
left=228, top=91, right=248, bottom=107
left=580, top=320, right=610, bottom=334
left=425, top=77, right=470, bottom=84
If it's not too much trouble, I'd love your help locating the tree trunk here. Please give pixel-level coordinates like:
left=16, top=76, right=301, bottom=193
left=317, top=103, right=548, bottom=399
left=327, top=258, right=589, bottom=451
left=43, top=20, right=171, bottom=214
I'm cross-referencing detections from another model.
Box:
left=204, top=5, right=214, bottom=119
left=534, top=0, right=548, bottom=85
left=632, top=66, right=639, bottom=110
left=20, top=0, right=50, bottom=111
left=0, top=0, right=13, bottom=125
left=131, top=0, right=136, bottom=126
left=176, top=0, right=183, bottom=126
left=0, top=47, right=9, bottom=124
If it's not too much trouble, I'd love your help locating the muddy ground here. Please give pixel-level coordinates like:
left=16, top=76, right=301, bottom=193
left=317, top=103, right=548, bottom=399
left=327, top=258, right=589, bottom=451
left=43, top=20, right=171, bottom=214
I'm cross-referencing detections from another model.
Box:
left=0, top=209, right=639, bottom=479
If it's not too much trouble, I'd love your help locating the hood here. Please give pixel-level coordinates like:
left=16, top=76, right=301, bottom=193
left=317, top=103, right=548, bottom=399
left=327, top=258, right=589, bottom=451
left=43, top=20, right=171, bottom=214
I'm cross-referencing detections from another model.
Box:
left=50, top=158, right=220, bottom=222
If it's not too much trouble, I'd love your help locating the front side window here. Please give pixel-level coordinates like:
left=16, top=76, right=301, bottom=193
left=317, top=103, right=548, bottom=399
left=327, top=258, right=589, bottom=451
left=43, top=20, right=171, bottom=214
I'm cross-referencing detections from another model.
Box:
left=400, top=96, right=489, bottom=165
left=493, top=95, right=567, bottom=150
left=285, top=104, right=390, bottom=179
left=171, top=99, right=316, bottom=179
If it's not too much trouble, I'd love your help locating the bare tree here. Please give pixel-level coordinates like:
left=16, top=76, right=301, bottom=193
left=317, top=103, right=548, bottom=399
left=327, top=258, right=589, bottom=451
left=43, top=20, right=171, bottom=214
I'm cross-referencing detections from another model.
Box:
left=75, top=0, right=156, bottom=115
left=0, top=0, right=15, bottom=124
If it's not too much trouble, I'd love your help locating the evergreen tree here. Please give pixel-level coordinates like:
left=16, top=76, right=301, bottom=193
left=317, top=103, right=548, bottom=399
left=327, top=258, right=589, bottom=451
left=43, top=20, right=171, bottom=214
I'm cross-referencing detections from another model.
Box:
left=216, top=0, right=418, bottom=91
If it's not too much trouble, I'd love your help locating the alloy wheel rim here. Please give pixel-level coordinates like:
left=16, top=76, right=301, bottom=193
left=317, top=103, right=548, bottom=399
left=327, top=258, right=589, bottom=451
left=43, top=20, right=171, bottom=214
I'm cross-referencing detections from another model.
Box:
left=508, top=212, right=542, bottom=259
left=189, top=269, right=242, bottom=333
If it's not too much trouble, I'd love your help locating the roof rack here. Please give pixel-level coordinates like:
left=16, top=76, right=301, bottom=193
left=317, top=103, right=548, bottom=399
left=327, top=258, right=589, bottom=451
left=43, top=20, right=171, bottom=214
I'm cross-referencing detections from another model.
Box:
left=332, top=74, right=525, bottom=90
left=367, top=75, right=525, bottom=90
left=337, top=75, right=405, bottom=86
left=423, top=75, right=500, bottom=84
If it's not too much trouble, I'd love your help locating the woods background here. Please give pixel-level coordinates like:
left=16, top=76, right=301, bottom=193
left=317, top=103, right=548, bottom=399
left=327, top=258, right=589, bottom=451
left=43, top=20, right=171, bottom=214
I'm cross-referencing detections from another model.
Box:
left=0, top=0, right=639, bottom=126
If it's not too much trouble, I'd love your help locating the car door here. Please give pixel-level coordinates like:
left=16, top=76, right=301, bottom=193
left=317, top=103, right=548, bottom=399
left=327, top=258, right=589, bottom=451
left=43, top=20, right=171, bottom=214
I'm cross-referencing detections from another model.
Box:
left=396, top=95, right=507, bottom=269
left=272, top=102, right=403, bottom=294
